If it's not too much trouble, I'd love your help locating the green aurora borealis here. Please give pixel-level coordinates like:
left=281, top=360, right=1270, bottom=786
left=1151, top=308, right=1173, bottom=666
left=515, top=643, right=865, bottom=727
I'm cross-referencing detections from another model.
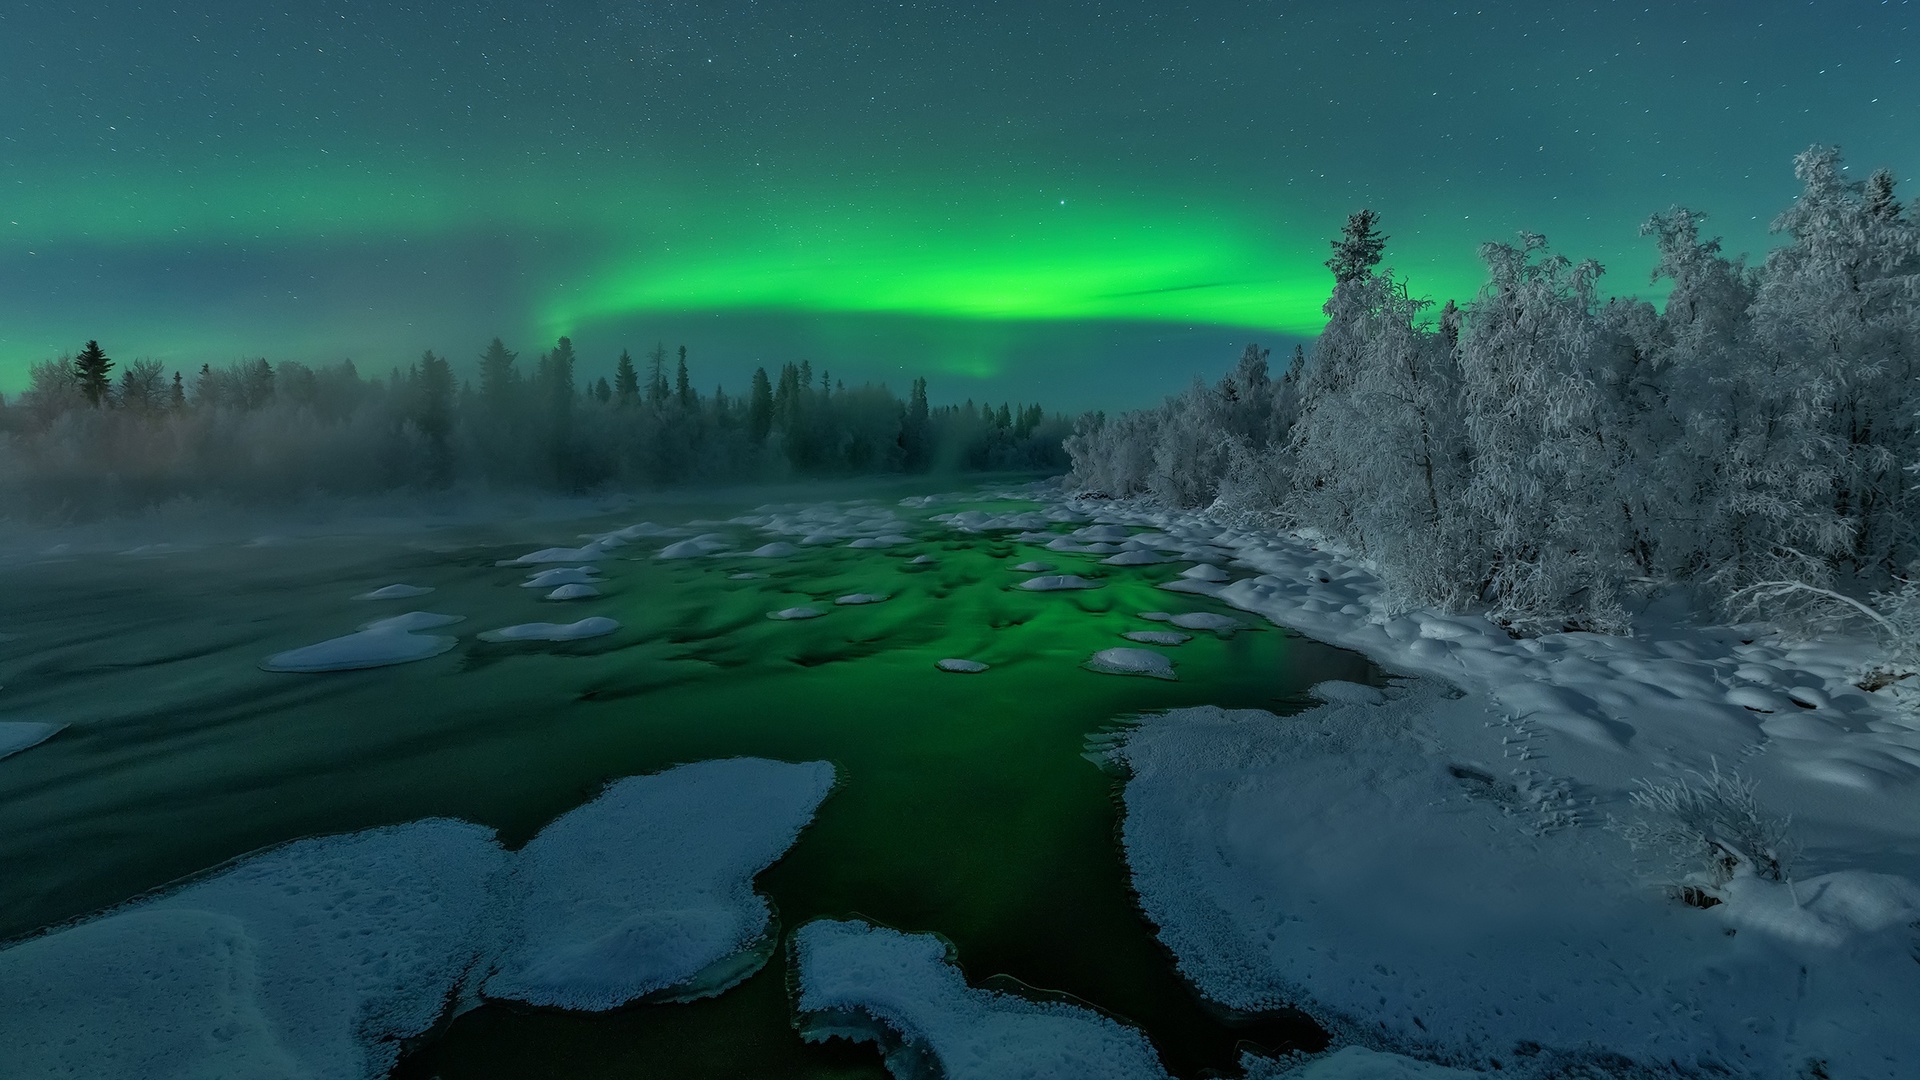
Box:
left=3, top=1, right=1916, bottom=407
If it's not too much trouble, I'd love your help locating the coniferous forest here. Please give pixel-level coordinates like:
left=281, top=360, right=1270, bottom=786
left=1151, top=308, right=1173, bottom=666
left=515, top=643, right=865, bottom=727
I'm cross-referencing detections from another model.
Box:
left=1068, top=148, right=1920, bottom=636
left=0, top=337, right=1070, bottom=519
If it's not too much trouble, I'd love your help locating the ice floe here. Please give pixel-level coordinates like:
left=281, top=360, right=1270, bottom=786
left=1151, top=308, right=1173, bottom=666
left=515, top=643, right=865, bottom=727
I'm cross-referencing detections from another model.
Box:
left=0, top=819, right=504, bottom=1080
left=1179, top=564, right=1231, bottom=582
left=792, top=919, right=1171, bottom=1080
left=847, top=534, right=913, bottom=549
left=936, top=659, right=989, bottom=673
left=477, top=617, right=619, bottom=643
left=729, top=572, right=765, bottom=580
left=544, top=583, right=602, bottom=601
left=261, top=613, right=464, bottom=673
left=769, top=606, right=825, bottom=620
left=486, top=758, right=835, bottom=1010
left=1017, top=575, right=1101, bottom=591
left=501, top=541, right=617, bottom=565
left=834, top=593, right=889, bottom=605
left=0, top=757, right=837, bottom=1077
left=910, top=555, right=937, bottom=565
left=1123, top=631, right=1191, bottom=646
left=354, top=583, right=434, bottom=600
left=0, top=721, right=63, bottom=762
left=520, top=567, right=600, bottom=588
left=1086, top=648, right=1176, bottom=680
left=1168, top=612, right=1243, bottom=634
left=748, top=542, right=800, bottom=558
left=1102, top=549, right=1166, bottom=566
left=1011, top=561, right=1055, bottom=573
left=657, top=534, right=734, bottom=559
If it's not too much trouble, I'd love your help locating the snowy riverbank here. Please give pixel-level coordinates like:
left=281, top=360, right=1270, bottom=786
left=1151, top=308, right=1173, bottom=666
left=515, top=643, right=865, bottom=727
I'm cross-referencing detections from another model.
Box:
left=1056, top=496, right=1920, bottom=1079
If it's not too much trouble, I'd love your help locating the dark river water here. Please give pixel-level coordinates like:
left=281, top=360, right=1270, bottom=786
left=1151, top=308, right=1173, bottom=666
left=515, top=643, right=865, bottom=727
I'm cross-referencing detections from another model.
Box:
left=0, top=479, right=1382, bottom=1078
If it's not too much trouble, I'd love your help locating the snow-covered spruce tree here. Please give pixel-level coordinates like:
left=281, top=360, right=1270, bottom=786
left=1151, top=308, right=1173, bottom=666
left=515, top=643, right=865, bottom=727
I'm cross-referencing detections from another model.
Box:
left=1065, top=406, right=1162, bottom=498
left=1744, top=147, right=1920, bottom=591
left=1288, top=268, right=1476, bottom=610
left=1458, top=234, right=1631, bottom=633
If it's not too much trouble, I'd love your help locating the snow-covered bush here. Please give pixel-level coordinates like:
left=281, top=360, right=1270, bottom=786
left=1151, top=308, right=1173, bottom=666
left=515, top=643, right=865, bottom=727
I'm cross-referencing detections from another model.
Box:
left=1615, top=763, right=1796, bottom=894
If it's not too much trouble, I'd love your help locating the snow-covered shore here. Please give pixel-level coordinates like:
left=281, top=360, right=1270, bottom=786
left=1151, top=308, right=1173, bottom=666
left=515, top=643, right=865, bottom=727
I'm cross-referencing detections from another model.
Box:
left=1061, top=498, right=1920, bottom=1079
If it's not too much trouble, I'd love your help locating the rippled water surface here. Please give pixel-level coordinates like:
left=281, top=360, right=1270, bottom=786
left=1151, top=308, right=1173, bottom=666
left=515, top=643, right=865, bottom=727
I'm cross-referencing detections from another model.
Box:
left=0, top=480, right=1383, bottom=1078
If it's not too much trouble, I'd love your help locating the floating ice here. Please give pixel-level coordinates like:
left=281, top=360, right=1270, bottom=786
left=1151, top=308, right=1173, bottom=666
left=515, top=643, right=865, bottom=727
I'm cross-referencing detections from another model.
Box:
left=502, top=542, right=615, bottom=565
left=793, top=919, right=1171, bottom=1080
left=1046, top=537, right=1121, bottom=554
left=0, top=819, right=505, bottom=1080
left=835, top=593, right=889, bottom=605
left=1018, top=575, right=1102, bottom=591
left=1179, top=564, right=1231, bottom=582
left=0, top=722, right=63, bottom=762
left=477, top=617, right=619, bottom=643
left=520, top=567, right=600, bottom=588
left=1102, top=549, right=1166, bottom=566
left=1087, top=648, right=1176, bottom=680
left=910, top=555, right=937, bottom=565
left=1169, top=612, right=1242, bottom=634
left=937, top=659, right=989, bottom=673
left=1011, top=561, right=1055, bottom=572
left=847, top=534, right=913, bottom=549
left=354, top=584, right=434, bottom=600
left=545, top=583, right=602, bottom=601
left=1074, top=524, right=1133, bottom=542
left=607, top=521, right=685, bottom=539
left=769, top=606, right=825, bottom=620
left=262, top=613, right=464, bottom=673
left=487, top=759, right=835, bottom=1010
left=1137, top=611, right=1173, bottom=622
left=729, top=572, right=765, bottom=580
left=657, top=534, right=733, bottom=559
left=748, top=542, right=800, bottom=558
left=1124, top=631, right=1191, bottom=646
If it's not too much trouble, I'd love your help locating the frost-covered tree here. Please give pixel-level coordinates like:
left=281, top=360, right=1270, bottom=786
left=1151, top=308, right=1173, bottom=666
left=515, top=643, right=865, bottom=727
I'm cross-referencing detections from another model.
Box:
left=613, top=349, right=639, bottom=407
left=115, top=359, right=168, bottom=412
left=1326, top=209, right=1388, bottom=285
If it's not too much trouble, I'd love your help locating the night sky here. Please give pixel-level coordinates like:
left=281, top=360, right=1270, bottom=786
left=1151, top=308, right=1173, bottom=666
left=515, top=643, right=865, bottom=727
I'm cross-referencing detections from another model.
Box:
left=2, top=1, right=1914, bottom=409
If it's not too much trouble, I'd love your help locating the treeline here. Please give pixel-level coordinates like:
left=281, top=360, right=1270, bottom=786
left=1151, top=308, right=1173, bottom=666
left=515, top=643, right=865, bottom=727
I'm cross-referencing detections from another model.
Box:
left=0, top=338, right=1069, bottom=518
left=1069, top=147, right=1920, bottom=635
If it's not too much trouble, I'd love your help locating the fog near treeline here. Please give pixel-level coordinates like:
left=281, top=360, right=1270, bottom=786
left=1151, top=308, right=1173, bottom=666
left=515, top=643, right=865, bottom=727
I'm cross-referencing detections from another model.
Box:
left=1068, top=147, right=1920, bottom=640
left=0, top=338, right=1070, bottom=521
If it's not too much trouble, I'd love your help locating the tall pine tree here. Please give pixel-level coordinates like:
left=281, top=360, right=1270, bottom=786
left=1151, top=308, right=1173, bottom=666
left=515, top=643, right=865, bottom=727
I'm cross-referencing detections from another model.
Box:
left=73, top=340, right=113, bottom=407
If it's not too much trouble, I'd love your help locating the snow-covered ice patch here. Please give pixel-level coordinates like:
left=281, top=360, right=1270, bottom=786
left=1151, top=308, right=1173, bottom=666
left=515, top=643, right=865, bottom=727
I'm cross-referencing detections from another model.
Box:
left=910, top=555, right=936, bottom=565
left=1086, top=648, right=1176, bottom=680
left=748, top=542, right=800, bottom=558
left=1103, top=549, right=1166, bottom=566
left=0, top=721, right=63, bottom=762
left=1017, top=575, right=1102, bottom=592
left=520, top=566, right=600, bottom=588
left=1011, top=560, right=1055, bottom=572
left=835, top=593, right=889, bottom=605
left=792, top=919, right=1170, bottom=1080
left=477, top=617, right=619, bottom=643
left=936, top=659, right=989, bottom=674
left=501, top=542, right=615, bottom=565
left=486, top=758, right=835, bottom=1010
left=354, top=583, right=434, bottom=600
left=657, top=534, right=733, bottom=559
left=1168, top=612, right=1243, bottom=634
left=544, top=583, right=602, bottom=601
left=769, top=606, right=825, bottom=621
left=847, top=534, right=913, bottom=549
left=1310, top=680, right=1386, bottom=706
left=1123, top=631, right=1191, bottom=646
left=729, top=571, right=765, bottom=580
left=1179, top=564, right=1231, bottom=583
left=262, top=613, right=463, bottom=673
left=0, top=819, right=504, bottom=1080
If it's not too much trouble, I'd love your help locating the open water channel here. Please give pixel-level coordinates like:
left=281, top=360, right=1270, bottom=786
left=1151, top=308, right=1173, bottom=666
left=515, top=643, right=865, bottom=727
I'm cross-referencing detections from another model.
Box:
left=0, top=479, right=1384, bottom=1078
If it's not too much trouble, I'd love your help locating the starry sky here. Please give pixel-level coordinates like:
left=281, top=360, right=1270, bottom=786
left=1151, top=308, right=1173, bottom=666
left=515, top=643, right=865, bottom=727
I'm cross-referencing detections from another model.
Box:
left=1, top=1, right=1914, bottom=409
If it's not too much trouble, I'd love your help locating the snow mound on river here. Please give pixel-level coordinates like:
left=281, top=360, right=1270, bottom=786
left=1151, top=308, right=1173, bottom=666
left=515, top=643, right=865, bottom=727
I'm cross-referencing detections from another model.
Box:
left=0, top=758, right=836, bottom=1077
left=0, top=819, right=503, bottom=1080
left=1018, top=575, right=1101, bottom=592
left=1087, top=648, right=1175, bottom=680
left=261, top=613, right=463, bottom=672
left=769, top=606, right=825, bottom=621
left=520, top=566, right=600, bottom=588
left=792, top=919, right=1171, bottom=1080
left=937, top=659, right=988, bottom=673
left=0, top=722, right=63, bottom=762
left=354, top=583, right=433, bottom=600
left=544, top=583, right=601, bottom=601
left=487, top=759, right=836, bottom=1010
left=478, top=617, right=618, bottom=643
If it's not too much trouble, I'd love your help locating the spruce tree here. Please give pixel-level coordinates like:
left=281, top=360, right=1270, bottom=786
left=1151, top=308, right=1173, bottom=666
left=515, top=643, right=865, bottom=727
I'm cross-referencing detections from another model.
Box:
left=594, top=376, right=612, bottom=403
left=169, top=371, right=185, bottom=410
left=646, top=343, right=669, bottom=405
left=675, top=347, right=693, bottom=409
left=73, top=340, right=113, bottom=406
left=479, top=337, right=519, bottom=418
left=748, top=367, right=774, bottom=444
left=614, top=349, right=639, bottom=406
left=1326, top=210, right=1388, bottom=285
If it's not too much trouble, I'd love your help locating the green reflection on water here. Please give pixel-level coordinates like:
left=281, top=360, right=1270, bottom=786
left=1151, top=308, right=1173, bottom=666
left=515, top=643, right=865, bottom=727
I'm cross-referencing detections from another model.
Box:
left=0, top=485, right=1380, bottom=1079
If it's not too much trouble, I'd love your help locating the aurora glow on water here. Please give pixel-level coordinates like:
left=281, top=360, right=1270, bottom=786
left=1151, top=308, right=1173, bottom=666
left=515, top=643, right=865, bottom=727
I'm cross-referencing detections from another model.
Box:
left=0, top=483, right=1380, bottom=1077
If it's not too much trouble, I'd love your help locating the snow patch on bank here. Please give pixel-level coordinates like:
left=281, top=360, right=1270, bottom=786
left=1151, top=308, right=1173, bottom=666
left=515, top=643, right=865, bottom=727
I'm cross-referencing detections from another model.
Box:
left=792, top=919, right=1171, bottom=1080
left=0, top=721, right=63, bottom=762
